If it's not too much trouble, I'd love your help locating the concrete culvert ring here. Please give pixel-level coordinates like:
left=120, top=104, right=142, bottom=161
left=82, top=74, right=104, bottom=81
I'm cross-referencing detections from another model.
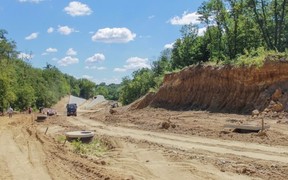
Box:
left=65, top=131, right=95, bottom=141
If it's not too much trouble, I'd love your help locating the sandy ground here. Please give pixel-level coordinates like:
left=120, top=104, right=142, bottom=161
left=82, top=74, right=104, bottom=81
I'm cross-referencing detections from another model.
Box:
left=0, top=97, right=288, bottom=180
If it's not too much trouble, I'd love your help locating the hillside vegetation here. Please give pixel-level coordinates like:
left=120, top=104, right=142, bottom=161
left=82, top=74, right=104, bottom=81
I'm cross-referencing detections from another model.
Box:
left=119, top=0, right=288, bottom=105
left=0, top=30, right=100, bottom=112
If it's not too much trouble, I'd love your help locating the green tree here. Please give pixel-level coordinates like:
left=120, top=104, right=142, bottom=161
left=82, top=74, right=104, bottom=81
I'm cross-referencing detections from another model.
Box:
left=119, top=68, right=155, bottom=105
left=0, top=29, right=17, bottom=60
left=14, top=84, right=35, bottom=110
left=79, top=78, right=96, bottom=99
left=152, top=49, right=172, bottom=77
left=171, top=24, right=209, bottom=69
left=248, top=0, right=288, bottom=51
left=95, top=86, right=109, bottom=97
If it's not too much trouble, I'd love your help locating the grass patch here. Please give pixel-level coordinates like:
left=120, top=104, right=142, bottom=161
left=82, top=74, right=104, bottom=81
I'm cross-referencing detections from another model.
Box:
left=71, top=138, right=108, bottom=156
left=56, top=135, right=66, bottom=143
left=232, top=47, right=288, bottom=68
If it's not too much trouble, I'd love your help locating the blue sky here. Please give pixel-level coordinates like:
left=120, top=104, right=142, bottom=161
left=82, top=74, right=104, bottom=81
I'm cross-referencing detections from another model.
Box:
left=0, top=0, right=205, bottom=84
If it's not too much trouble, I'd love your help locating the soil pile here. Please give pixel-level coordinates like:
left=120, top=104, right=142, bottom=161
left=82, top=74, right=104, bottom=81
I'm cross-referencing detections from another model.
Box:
left=136, top=59, right=288, bottom=114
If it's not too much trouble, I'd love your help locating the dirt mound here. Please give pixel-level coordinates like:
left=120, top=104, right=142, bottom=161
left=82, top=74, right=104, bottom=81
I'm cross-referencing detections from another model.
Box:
left=129, top=92, right=155, bottom=110
left=135, top=60, right=288, bottom=114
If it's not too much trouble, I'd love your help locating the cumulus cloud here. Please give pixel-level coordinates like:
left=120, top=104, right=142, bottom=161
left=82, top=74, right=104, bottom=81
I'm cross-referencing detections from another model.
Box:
left=169, top=11, right=201, bottom=25
left=47, top=27, right=54, bottom=33
left=113, top=68, right=127, bottom=72
left=66, top=48, right=77, bottom=56
left=46, top=48, right=57, bottom=53
left=124, top=57, right=151, bottom=70
left=114, top=57, right=151, bottom=72
left=18, top=0, right=43, bottom=3
left=57, top=25, right=76, bottom=35
left=18, top=52, right=34, bottom=60
left=92, top=27, right=136, bottom=43
left=85, top=53, right=105, bottom=63
left=164, top=42, right=174, bottom=49
left=64, top=1, right=92, bottom=17
left=58, top=56, right=79, bottom=66
left=25, top=32, right=39, bottom=40
left=85, top=66, right=106, bottom=70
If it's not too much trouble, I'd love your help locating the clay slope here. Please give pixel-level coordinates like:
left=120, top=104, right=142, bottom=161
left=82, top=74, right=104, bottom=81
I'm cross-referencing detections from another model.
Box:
left=138, top=59, right=288, bottom=114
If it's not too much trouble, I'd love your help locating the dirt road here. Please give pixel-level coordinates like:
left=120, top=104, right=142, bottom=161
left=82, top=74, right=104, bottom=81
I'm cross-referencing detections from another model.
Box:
left=1, top=102, right=288, bottom=179
left=66, top=115, right=288, bottom=179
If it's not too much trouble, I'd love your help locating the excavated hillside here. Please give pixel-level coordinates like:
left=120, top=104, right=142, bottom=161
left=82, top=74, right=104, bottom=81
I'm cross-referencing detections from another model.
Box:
left=133, top=58, right=288, bottom=114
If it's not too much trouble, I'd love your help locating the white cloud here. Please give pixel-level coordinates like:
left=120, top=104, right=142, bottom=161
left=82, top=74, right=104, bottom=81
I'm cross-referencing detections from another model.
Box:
left=82, top=75, right=93, bottom=79
left=198, top=26, right=207, bottom=36
left=18, top=52, right=34, bottom=60
left=85, top=66, right=106, bottom=70
left=85, top=53, right=105, bottom=63
left=18, top=0, right=43, bottom=3
left=64, top=1, right=92, bottom=17
left=46, top=48, right=58, bottom=53
left=92, top=27, right=136, bottom=43
left=58, top=56, right=79, bottom=66
left=114, top=57, right=151, bottom=72
left=47, top=27, right=54, bottom=33
left=164, top=42, right=174, bottom=49
left=169, top=11, right=201, bottom=25
left=57, top=25, right=76, bottom=35
left=124, top=57, right=151, bottom=70
left=113, top=68, right=126, bottom=72
left=66, top=48, right=77, bottom=56
left=25, top=32, right=39, bottom=40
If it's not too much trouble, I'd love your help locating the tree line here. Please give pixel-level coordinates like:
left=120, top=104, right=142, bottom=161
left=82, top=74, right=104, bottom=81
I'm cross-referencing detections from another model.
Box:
left=0, top=29, right=120, bottom=112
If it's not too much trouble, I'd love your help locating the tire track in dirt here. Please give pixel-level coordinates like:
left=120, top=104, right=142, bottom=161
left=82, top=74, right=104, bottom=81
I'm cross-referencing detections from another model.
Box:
left=0, top=129, right=51, bottom=180
left=66, top=116, right=288, bottom=179
left=68, top=117, right=288, bottom=164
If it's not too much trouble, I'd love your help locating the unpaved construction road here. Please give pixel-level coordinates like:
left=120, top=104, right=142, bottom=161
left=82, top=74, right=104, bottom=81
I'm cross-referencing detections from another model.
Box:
left=1, top=98, right=288, bottom=180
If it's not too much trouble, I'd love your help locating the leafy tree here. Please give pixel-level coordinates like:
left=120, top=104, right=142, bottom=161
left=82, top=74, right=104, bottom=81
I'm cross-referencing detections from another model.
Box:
left=79, top=78, right=96, bottom=99
left=0, top=29, right=17, bottom=60
left=119, top=68, right=155, bottom=105
left=248, top=0, right=288, bottom=51
left=95, top=86, right=109, bottom=97
left=171, top=24, right=209, bottom=69
left=14, top=84, right=36, bottom=110
left=94, top=83, right=120, bottom=100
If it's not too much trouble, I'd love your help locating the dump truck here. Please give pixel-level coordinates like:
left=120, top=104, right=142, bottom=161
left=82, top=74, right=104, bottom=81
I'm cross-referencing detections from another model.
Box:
left=66, top=103, right=77, bottom=116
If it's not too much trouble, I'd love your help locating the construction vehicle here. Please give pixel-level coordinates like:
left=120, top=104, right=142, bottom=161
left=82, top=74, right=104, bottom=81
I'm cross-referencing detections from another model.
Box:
left=66, top=103, right=77, bottom=116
